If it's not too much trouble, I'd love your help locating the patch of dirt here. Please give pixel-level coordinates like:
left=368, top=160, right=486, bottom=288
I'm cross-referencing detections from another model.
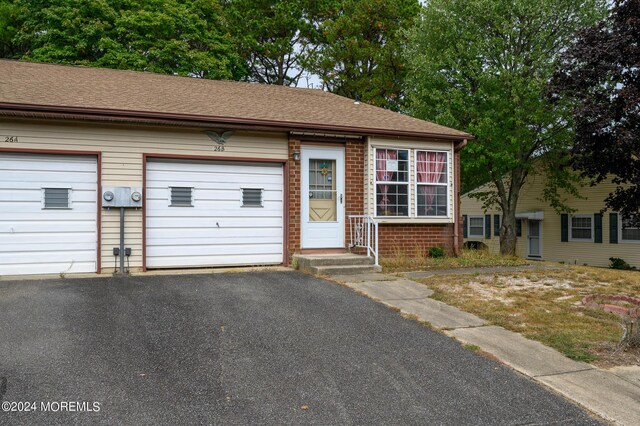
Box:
left=463, top=275, right=580, bottom=304
left=590, top=342, right=640, bottom=369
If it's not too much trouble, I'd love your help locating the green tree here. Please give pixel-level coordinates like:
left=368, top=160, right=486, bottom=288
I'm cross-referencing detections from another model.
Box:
left=406, top=0, right=606, bottom=255
left=309, top=0, right=420, bottom=110
left=1, top=0, right=244, bottom=79
left=222, top=0, right=325, bottom=86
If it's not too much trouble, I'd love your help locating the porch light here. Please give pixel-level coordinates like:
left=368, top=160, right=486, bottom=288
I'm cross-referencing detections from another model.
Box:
left=293, top=151, right=301, bottom=161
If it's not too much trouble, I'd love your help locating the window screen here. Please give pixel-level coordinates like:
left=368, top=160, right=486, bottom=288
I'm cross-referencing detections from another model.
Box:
left=242, top=188, right=263, bottom=207
left=170, top=187, right=193, bottom=207
left=43, top=188, right=70, bottom=209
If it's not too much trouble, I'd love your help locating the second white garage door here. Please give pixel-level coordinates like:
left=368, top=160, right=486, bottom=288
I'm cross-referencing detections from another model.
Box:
left=146, top=159, right=284, bottom=268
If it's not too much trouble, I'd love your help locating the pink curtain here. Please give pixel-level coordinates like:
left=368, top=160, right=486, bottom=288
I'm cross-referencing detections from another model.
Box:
left=417, top=151, right=446, bottom=213
left=376, top=149, right=397, bottom=212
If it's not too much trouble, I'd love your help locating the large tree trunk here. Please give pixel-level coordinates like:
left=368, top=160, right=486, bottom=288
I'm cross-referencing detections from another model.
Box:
left=500, top=210, right=518, bottom=256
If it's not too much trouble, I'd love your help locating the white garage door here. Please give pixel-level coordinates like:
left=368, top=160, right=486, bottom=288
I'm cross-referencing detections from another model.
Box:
left=146, top=159, right=284, bottom=268
left=0, top=153, right=98, bottom=276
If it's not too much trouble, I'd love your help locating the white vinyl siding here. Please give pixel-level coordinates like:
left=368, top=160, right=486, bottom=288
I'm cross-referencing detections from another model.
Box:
left=570, top=215, right=593, bottom=241
left=0, top=153, right=97, bottom=275
left=468, top=216, right=484, bottom=238
left=146, top=159, right=283, bottom=268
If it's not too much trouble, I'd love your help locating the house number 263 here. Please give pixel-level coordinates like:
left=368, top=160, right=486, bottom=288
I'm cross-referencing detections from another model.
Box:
left=4, top=136, right=18, bottom=143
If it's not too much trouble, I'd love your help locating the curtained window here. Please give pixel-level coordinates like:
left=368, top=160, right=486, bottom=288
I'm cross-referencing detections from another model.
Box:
left=416, top=151, right=448, bottom=216
left=375, top=149, right=409, bottom=216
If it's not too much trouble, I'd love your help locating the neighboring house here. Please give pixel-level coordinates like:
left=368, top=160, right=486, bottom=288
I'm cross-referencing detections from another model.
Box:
left=0, top=60, right=470, bottom=276
left=461, top=172, right=640, bottom=268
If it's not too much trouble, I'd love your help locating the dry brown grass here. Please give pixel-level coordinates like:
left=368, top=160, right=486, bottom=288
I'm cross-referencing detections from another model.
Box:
left=419, top=266, right=640, bottom=366
left=381, top=248, right=529, bottom=272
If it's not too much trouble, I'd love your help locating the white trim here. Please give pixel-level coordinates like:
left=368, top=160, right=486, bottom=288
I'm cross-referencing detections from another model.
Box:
left=467, top=215, right=484, bottom=238
left=569, top=214, right=594, bottom=242
left=619, top=214, right=640, bottom=244
left=414, top=149, right=452, bottom=219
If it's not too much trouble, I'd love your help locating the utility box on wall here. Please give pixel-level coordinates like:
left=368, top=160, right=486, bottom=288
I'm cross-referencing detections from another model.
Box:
left=102, top=187, right=143, bottom=208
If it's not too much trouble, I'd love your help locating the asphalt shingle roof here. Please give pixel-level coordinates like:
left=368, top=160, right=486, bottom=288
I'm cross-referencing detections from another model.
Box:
left=0, top=60, right=470, bottom=139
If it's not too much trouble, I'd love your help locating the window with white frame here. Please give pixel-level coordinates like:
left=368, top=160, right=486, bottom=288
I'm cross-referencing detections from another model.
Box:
left=375, top=148, right=409, bottom=216
left=468, top=216, right=484, bottom=238
left=570, top=215, right=593, bottom=240
left=416, top=150, right=448, bottom=217
left=621, top=214, right=640, bottom=242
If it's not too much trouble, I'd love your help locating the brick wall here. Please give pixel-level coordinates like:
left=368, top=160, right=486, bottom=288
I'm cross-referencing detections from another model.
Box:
left=287, top=138, right=301, bottom=258
left=378, top=223, right=455, bottom=257
left=287, top=136, right=463, bottom=259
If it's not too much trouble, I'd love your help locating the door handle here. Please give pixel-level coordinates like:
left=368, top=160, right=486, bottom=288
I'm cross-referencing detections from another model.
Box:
left=340, top=194, right=343, bottom=204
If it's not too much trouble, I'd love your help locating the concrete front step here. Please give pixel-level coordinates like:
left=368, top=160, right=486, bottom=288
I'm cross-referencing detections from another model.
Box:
left=294, top=253, right=374, bottom=267
left=312, top=264, right=380, bottom=276
left=294, top=253, right=379, bottom=275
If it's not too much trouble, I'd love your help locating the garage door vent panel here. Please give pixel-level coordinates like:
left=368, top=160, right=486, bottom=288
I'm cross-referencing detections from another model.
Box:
left=170, top=187, right=193, bottom=207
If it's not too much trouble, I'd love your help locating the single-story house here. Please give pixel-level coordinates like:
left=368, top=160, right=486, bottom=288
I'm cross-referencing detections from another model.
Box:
left=461, top=172, right=639, bottom=268
left=0, top=60, right=470, bottom=276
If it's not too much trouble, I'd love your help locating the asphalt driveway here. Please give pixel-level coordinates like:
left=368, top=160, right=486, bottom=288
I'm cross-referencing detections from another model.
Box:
left=0, top=271, right=601, bottom=425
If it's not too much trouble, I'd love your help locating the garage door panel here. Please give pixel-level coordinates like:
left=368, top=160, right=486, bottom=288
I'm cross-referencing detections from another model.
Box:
left=146, top=227, right=283, bottom=239
left=0, top=261, right=96, bottom=276
left=147, top=243, right=283, bottom=257
left=0, top=153, right=97, bottom=275
left=145, top=200, right=283, bottom=214
left=147, top=217, right=283, bottom=229
left=0, top=232, right=97, bottom=245
left=146, top=253, right=282, bottom=268
left=146, top=160, right=284, bottom=268
left=0, top=249, right=97, bottom=265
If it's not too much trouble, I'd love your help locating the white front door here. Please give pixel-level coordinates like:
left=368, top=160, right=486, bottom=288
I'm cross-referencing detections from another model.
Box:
left=527, top=220, right=542, bottom=258
left=301, top=147, right=345, bottom=248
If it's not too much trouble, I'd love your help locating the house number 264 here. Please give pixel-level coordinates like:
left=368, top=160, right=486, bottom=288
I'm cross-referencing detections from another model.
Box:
left=4, top=136, right=18, bottom=143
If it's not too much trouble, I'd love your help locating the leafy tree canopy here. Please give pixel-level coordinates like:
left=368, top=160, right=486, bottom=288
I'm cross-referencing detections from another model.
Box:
left=1, top=0, right=245, bottom=79
left=551, top=0, right=640, bottom=225
left=222, top=0, right=327, bottom=86
left=405, top=0, right=607, bottom=254
left=309, top=0, right=420, bottom=110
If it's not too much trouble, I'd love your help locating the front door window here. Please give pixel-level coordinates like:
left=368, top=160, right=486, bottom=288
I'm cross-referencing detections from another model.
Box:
left=308, top=159, right=336, bottom=222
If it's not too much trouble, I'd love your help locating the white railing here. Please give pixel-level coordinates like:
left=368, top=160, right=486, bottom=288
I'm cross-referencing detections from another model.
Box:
left=348, top=215, right=379, bottom=267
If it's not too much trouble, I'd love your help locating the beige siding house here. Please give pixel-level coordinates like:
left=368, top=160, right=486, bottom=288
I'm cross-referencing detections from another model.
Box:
left=0, top=60, right=470, bottom=277
left=461, top=173, right=640, bottom=268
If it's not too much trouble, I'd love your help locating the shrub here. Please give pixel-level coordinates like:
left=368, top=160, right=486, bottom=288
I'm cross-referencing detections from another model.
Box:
left=428, top=246, right=445, bottom=258
left=609, top=257, right=632, bottom=270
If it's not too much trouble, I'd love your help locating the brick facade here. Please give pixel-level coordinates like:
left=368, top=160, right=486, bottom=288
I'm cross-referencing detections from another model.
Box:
left=287, top=136, right=463, bottom=260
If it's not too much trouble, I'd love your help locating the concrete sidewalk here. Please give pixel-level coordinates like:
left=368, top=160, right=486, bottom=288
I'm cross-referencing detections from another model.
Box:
left=332, top=273, right=640, bottom=426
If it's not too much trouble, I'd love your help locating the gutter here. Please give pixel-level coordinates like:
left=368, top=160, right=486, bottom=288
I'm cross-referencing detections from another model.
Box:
left=0, top=102, right=474, bottom=142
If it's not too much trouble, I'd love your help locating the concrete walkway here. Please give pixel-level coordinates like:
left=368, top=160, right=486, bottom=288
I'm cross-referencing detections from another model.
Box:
left=332, top=272, right=640, bottom=426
